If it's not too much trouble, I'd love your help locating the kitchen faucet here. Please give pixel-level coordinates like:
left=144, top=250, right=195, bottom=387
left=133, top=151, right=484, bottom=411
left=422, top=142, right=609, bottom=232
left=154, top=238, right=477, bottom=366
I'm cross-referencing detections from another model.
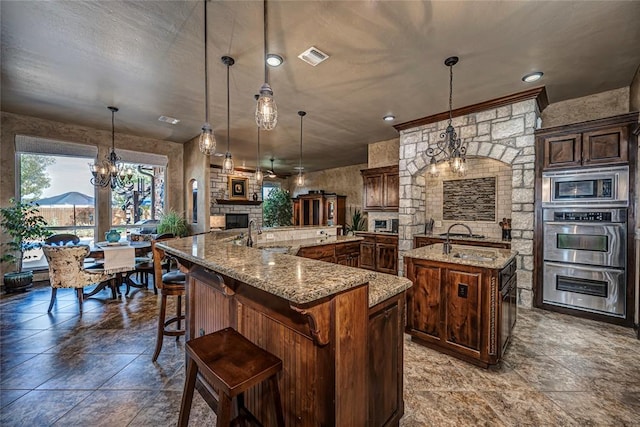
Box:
left=442, top=223, right=473, bottom=255
left=246, top=219, right=262, bottom=247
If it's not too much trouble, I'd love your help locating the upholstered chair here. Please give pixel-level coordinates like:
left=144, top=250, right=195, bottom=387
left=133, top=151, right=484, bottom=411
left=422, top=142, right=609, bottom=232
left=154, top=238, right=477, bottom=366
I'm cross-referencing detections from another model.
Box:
left=43, top=245, right=115, bottom=313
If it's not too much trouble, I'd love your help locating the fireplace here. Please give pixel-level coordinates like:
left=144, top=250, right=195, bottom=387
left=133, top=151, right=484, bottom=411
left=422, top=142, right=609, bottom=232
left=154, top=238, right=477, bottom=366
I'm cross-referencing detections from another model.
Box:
left=226, top=213, right=249, bottom=229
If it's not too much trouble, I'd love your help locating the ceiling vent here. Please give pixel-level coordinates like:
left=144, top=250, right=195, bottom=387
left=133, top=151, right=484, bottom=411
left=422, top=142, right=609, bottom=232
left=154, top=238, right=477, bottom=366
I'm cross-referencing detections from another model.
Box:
left=158, top=115, right=180, bottom=125
left=297, top=46, right=329, bottom=67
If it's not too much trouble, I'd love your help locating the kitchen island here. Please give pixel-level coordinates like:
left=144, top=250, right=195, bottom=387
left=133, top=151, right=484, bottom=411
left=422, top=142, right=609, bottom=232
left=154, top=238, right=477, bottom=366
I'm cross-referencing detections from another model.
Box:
left=403, top=244, right=518, bottom=367
left=158, top=232, right=411, bottom=426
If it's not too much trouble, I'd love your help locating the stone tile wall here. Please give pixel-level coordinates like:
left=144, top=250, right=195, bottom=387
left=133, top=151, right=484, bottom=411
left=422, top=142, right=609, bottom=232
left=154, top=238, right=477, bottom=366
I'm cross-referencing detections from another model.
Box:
left=399, top=99, right=539, bottom=309
left=209, top=169, right=263, bottom=228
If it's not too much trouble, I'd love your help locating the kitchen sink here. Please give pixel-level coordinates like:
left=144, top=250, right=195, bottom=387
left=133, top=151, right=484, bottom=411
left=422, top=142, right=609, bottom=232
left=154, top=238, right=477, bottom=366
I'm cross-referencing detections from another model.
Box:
left=452, top=252, right=496, bottom=262
left=438, top=233, right=485, bottom=239
left=259, top=246, right=291, bottom=254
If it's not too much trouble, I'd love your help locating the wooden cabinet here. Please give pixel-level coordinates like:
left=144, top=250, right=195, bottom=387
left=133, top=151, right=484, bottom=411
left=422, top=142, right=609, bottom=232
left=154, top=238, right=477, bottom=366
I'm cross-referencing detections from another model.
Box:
left=405, top=256, right=516, bottom=367
left=414, top=236, right=511, bottom=250
left=297, top=244, right=336, bottom=263
left=537, top=114, right=634, bottom=170
left=297, top=241, right=360, bottom=267
left=295, top=193, right=346, bottom=227
left=361, top=166, right=399, bottom=211
left=357, top=232, right=398, bottom=274
left=368, top=293, right=404, bottom=426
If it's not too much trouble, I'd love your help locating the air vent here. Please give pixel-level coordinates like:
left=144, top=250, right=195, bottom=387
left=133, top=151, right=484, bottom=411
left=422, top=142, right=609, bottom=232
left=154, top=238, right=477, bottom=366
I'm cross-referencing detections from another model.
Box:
left=297, top=46, right=329, bottom=67
left=158, top=115, right=180, bottom=125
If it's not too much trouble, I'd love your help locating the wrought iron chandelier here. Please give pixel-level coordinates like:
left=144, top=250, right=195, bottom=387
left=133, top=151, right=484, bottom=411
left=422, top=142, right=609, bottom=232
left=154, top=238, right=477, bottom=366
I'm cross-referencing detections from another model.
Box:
left=296, top=111, right=306, bottom=186
left=198, top=0, right=217, bottom=155
left=221, top=55, right=235, bottom=174
left=89, top=106, right=134, bottom=190
left=426, top=56, right=467, bottom=178
left=255, top=0, right=278, bottom=131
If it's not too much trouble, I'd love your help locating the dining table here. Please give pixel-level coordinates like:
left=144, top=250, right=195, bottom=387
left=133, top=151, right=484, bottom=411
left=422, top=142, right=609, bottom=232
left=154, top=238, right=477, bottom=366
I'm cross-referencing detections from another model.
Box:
left=84, top=241, right=152, bottom=298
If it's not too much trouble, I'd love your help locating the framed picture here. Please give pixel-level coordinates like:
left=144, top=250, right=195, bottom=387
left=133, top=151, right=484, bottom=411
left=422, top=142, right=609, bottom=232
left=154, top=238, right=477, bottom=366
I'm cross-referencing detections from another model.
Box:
left=228, top=176, right=249, bottom=200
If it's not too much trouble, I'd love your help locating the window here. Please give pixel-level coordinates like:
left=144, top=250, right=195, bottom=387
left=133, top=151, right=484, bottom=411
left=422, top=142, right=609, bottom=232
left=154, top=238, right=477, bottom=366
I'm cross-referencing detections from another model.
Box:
left=262, top=181, right=280, bottom=200
left=15, top=136, right=98, bottom=270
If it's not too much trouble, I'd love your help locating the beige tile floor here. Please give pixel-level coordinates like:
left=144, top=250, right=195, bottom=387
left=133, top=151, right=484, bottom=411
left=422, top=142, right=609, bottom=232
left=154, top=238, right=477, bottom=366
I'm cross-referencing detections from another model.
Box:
left=1, top=283, right=638, bottom=426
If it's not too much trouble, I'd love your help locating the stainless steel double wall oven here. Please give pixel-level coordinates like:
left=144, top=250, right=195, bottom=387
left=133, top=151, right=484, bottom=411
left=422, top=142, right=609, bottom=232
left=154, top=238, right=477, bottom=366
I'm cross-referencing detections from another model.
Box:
left=541, top=166, right=629, bottom=317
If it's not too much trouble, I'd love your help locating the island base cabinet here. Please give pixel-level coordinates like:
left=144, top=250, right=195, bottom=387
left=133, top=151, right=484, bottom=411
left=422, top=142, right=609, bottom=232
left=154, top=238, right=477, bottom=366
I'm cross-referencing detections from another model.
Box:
left=405, top=258, right=506, bottom=368
left=186, top=267, right=398, bottom=426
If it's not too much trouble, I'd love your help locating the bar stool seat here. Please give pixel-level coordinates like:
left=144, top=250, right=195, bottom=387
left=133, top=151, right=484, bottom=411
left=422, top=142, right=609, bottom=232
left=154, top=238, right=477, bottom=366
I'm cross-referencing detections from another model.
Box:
left=178, top=327, right=285, bottom=427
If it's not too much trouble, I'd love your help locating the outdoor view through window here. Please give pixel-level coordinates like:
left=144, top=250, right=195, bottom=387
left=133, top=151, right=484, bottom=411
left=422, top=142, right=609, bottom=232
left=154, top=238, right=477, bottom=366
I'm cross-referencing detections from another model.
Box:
left=19, top=153, right=164, bottom=270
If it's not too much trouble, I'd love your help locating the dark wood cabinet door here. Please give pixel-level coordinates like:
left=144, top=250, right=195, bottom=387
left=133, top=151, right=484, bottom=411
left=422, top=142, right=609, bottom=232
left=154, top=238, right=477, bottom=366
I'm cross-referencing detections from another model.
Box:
left=360, top=242, right=376, bottom=270
left=444, top=269, right=482, bottom=352
left=297, top=244, right=335, bottom=261
left=582, top=126, right=628, bottom=165
left=384, top=172, right=399, bottom=209
left=363, top=174, right=384, bottom=210
left=406, top=263, right=442, bottom=340
left=543, top=132, right=582, bottom=169
left=376, top=243, right=397, bottom=274
left=368, top=300, right=402, bottom=426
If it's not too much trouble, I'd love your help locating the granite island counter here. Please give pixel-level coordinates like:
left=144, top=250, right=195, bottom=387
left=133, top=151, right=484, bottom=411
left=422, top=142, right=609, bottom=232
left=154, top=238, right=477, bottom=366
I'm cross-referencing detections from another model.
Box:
left=158, top=233, right=411, bottom=426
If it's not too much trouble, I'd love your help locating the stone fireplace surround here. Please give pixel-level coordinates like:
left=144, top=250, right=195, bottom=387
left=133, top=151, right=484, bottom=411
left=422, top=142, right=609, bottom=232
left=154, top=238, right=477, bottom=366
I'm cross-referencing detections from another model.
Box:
left=398, top=97, right=540, bottom=309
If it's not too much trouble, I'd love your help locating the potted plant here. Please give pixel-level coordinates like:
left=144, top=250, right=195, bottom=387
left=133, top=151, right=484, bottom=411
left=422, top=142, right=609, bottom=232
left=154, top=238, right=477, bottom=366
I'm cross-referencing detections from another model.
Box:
left=0, top=198, right=52, bottom=292
left=345, top=208, right=366, bottom=235
left=156, top=210, right=190, bottom=237
left=262, top=188, right=293, bottom=227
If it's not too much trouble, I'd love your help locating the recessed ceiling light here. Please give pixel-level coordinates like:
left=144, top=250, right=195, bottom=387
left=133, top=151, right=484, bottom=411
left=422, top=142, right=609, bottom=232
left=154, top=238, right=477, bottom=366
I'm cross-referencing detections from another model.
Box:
left=266, top=54, right=283, bottom=67
left=158, top=115, right=180, bottom=125
left=522, top=72, right=543, bottom=83
left=383, top=115, right=395, bottom=122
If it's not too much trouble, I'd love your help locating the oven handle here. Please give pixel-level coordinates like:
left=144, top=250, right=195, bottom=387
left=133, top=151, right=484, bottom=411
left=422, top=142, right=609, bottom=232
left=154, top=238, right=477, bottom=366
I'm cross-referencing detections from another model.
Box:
left=545, top=261, right=625, bottom=274
left=543, top=221, right=624, bottom=226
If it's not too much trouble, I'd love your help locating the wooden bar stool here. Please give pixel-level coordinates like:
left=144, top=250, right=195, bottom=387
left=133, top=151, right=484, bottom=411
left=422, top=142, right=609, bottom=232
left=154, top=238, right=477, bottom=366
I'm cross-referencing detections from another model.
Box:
left=178, top=327, right=285, bottom=427
left=151, top=239, right=186, bottom=362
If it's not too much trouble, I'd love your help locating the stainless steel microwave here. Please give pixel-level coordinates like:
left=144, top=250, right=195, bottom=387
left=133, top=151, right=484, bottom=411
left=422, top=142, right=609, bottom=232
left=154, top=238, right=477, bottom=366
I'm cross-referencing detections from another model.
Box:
left=542, top=166, right=629, bottom=207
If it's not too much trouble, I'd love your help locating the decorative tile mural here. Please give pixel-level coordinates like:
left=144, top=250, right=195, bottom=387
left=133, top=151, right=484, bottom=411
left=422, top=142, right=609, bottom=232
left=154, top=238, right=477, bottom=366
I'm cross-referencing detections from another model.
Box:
left=443, top=177, right=496, bottom=221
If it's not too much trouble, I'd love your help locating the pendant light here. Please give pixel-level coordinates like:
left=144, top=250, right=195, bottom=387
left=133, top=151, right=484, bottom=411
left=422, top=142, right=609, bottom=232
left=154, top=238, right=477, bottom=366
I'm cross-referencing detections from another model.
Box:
left=268, top=158, right=276, bottom=178
left=89, top=106, right=134, bottom=190
left=426, top=56, right=468, bottom=177
left=296, top=111, right=306, bottom=187
left=198, top=0, right=217, bottom=155
left=255, top=0, right=278, bottom=131
left=221, top=55, right=235, bottom=174
left=255, top=125, right=263, bottom=182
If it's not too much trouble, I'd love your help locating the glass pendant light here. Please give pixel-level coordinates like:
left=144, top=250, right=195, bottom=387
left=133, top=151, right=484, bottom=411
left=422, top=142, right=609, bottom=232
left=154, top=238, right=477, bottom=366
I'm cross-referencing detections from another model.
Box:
left=255, top=0, right=278, bottom=130
left=427, top=156, right=439, bottom=178
left=221, top=55, right=234, bottom=174
left=199, top=0, right=217, bottom=155
left=255, top=125, right=263, bottom=183
left=296, top=111, right=306, bottom=186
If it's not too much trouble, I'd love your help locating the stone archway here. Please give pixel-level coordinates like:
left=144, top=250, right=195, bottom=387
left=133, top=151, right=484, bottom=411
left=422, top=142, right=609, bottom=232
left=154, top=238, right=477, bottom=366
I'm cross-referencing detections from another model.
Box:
left=398, top=99, right=540, bottom=308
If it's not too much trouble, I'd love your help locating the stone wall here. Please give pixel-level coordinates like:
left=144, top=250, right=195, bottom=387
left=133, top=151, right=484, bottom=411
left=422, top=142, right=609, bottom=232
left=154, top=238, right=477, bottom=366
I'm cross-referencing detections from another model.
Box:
left=399, top=99, right=539, bottom=308
left=209, top=168, right=263, bottom=227
left=541, top=87, right=629, bottom=128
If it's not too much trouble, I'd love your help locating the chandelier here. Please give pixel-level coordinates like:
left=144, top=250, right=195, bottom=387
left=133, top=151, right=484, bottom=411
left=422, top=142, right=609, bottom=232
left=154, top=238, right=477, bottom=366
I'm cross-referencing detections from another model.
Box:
left=296, top=111, right=306, bottom=186
left=89, top=106, right=134, bottom=190
left=255, top=0, right=278, bottom=131
left=426, top=56, right=467, bottom=178
left=221, top=56, right=235, bottom=174
left=198, top=0, right=216, bottom=155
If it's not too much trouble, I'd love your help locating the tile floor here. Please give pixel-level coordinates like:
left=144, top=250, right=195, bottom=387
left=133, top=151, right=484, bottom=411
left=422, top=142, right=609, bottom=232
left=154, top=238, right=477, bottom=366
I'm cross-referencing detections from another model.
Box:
left=0, top=283, right=638, bottom=426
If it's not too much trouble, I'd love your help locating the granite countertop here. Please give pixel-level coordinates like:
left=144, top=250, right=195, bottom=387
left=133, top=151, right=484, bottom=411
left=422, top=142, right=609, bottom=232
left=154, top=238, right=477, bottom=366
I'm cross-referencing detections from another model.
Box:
left=256, top=235, right=363, bottom=255
left=413, top=233, right=508, bottom=245
left=368, top=272, right=412, bottom=308
left=158, top=234, right=377, bottom=306
left=404, top=243, right=518, bottom=270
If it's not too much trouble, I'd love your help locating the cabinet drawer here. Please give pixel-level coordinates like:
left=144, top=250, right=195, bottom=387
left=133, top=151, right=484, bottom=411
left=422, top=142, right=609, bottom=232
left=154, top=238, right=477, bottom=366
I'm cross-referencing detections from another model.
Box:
left=297, top=244, right=335, bottom=259
left=336, top=242, right=360, bottom=256
left=376, top=235, right=398, bottom=245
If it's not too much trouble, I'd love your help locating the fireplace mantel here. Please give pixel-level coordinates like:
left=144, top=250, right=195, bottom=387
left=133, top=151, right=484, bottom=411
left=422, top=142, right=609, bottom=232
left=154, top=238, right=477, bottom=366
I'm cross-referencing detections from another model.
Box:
left=215, top=199, right=263, bottom=206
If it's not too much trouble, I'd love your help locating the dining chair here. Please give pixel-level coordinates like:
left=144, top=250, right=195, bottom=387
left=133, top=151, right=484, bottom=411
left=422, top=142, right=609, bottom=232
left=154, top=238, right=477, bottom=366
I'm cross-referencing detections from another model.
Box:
left=43, top=245, right=115, bottom=314
left=151, top=235, right=186, bottom=362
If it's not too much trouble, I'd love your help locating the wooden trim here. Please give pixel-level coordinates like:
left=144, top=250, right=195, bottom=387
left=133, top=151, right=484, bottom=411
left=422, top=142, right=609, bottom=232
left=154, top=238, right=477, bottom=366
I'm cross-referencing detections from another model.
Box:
left=393, top=87, right=548, bottom=131
left=360, top=165, right=399, bottom=175
left=535, top=112, right=640, bottom=136
left=215, top=199, right=262, bottom=206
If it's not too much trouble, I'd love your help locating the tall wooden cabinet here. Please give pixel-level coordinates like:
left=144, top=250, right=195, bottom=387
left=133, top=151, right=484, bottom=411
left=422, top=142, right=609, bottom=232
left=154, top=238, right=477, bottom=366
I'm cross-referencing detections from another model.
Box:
left=295, top=193, right=346, bottom=227
left=361, top=166, right=399, bottom=211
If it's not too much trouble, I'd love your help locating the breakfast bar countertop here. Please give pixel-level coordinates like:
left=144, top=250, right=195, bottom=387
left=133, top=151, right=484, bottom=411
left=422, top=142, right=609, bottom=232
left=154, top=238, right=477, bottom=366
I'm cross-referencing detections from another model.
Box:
left=404, top=243, right=518, bottom=270
left=255, top=234, right=363, bottom=254
left=158, top=233, right=378, bottom=306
